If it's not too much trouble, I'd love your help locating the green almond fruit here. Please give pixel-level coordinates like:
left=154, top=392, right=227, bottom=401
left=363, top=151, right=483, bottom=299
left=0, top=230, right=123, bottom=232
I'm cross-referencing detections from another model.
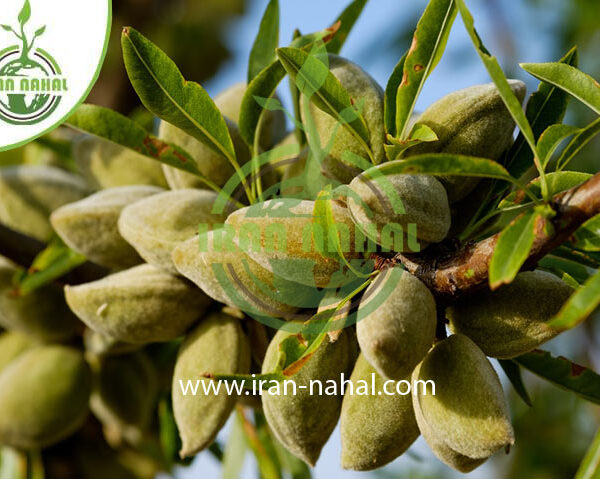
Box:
left=83, top=328, right=142, bottom=357
left=73, top=136, right=169, bottom=190
left=301, top=55, right=385, bottom=184
left=118, top=189, right=229, bottom=274
left=340, top=354, right=419, bottom=471
left=406, top=80, right=526, bottom=202
left=172, top=231, right=318, bottom=320
left=90, top=352, right=158, bottom=445
left=447, top=270, right=574, bottom=359
left=0, top=256, right=80, bottom=342
left=51, top=186, right=164, bottom=269
left=0, top=165, right=89, bottom=241
left=262, top=329, right=353, bottom=466
left=357, top=266, right=436, bottom=380
left=215, top=83, right=287, bottom=151
left=348, top=168, right=451, bottom=251
left=412, top=334, right=514, bottom=473
left=158, top=118, right=250, bottom=190
left=0, top=345, right=92, bottom=449
left=225, top=198, right=359, bottom=288
left=65, top=264, right=211, bottom=343
left=0, top=331, right=35, bottom=373
left=172, top=311, right=250, bottom=457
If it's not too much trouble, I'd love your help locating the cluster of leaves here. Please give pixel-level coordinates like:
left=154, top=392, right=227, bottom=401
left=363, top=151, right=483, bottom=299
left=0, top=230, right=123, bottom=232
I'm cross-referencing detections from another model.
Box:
left=6, top=0, right=600, bottom=476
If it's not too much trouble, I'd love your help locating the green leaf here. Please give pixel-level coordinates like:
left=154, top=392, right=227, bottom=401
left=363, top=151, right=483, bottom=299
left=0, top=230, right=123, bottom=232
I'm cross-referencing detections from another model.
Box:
left=456, top=0, right=542, bottom=183
left=552, top=245, right=600, bottom=270
left=0, top=25, right=12, bottom=32
left=384, top=53, right=406, bottom=137
left=326, top=0, right=369, bottom=55
left=537, top=124, right=579, bottom=168
left=248, top=0, right=279, bottom=83
left=372, top=153, right=516, bottom=182
left=539, top=254, right=592, bottom=285
left=506, top=47, right=577, bottom=179
left=498, top=359, right=532, bottom=407
left=67, top=104, right=225, bottom=195
left=515, top=350, right=600, bottom=405
left=15, top=237, right=86, bottom=296
left=384, top=123, right=438, bottom=161
left=277, top=46, right=372, bottom=160
left=34, top=25, right=46, bottom=37
left=221, top=413, right=247, bottom=479
left=240, top=27, right=337, bottom=148
left=520, top=62, right=600, bottom=115
left=395, top=0, right=457, bottom=139
left=573, top=214, right=600, bottom=252
left=499, top=171, right=592, bottom=208
left=121, top=27, right=237, bottom=166
left=548, top=268, right=600, bottom=331
left=18, top=0, right=31, bottom=26
left=575, top=428, right=600, bottom=479
left=237, top=409, right=281, bottom=479
left=556, top=117, right=600, bottom=171
left=489, top=209, right=541, bottom=289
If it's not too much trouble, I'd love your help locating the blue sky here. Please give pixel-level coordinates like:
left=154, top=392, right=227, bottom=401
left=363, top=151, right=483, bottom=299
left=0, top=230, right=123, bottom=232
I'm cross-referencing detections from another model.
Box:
left=167, top=1, right=573, bottom=478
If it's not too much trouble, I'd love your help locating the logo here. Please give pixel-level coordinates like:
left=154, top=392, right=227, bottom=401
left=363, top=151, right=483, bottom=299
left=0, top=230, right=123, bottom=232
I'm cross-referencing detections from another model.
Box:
left=0, top=0, right=110, bottom=150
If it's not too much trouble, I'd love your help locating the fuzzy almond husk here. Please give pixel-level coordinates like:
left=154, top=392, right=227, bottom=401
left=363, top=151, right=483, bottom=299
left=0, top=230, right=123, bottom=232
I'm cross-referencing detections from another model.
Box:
left=261, top=329, right=353, bottom=466
left=340, top=354, right=420, bottom=470
left=225, top=198, right=360, bottom=288
left=357, top=267, right=436, bottom=380
left=90, top=352, right=158, bottom=446
left=0, top=256, right=80, bottom=342
left=406, top=80, right=526, bottom=202
left=0, top=345, right=92, bottom=449
left=172, top=231, right=320, bottom=320
left=159, top=118, right=250, bottom=190
left=73, top=136, right=168, bottom=190
left=0, top=165, right=89, bottom=241
left=0, top=331, right=35, bottom=373
left=348, top=170, right=451, bottom=251
left=172, top=311, right=250, bottom=457
left=412, top=334, right=514, bottom=473
left=301, top=55, right=385, bottom=184
left=118, top=189, right=229, bottom=274
left=65, top=264, right=211, bottom=344
left=51, top=185, right=164, bottom=269
left=447, top=270, right=574, bottom=359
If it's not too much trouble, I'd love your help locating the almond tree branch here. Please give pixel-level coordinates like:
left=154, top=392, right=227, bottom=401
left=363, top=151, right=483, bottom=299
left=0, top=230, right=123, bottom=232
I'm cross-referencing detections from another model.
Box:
left=387, top=172, right=600, bottom=303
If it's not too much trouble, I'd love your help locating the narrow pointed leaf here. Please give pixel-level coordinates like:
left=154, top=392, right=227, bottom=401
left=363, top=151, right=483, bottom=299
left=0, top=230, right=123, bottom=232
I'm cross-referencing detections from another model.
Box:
left=384, top=53, right=406, bottom=136
left=456, top=0, right=537, bottom=157
left=489, top=209, right=541, bottom=289
left=515, top=350, right=600, bottom=405
left=537, top=124, right=579, bottom=167
left=67, top=104, right=223, bottom=193
left=538, top=254, right=592, bottom=285
left=498, top=359, right=532, bottom=407
left=575, top=428, right=600, bottom=479
left=248, top=0, right=279, bottom=83
left=326, top=0, right=369, bottom=55
left=549, top=268, right=600, bottom=331
left=395, top=0, right=456, bottom=139
left=221, top=414, right=247, bottom=479
left=506, top=47, right=577, bottom=179
left=121, top=27, right=236, bottom=164
left=34, top=25, right=46, bottom=37
left=557, top=117, right=600, bottom=170
left=277, top=46, right=371, bottom=153
left=520, top=62, right=600, bottom=115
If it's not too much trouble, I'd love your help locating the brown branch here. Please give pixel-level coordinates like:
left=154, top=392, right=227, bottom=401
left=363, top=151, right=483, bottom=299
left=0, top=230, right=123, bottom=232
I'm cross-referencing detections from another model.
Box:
left=390, top=172, right=600, bottom=303
left=0, top=223, right=108, bottom=285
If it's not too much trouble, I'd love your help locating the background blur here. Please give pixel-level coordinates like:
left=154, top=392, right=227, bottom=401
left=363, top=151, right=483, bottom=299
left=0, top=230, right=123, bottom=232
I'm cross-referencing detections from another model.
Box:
left=3, top=0, right=599, bottom=478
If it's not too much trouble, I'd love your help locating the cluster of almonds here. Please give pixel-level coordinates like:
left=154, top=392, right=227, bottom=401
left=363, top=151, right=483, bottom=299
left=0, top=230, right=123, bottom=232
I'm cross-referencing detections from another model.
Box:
left=0, top=54, right=574, bottom=474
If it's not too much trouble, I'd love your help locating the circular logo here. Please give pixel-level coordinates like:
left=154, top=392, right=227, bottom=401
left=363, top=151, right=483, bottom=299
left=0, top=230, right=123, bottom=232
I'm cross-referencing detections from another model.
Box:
left=0, top=45, right=62, bottom=125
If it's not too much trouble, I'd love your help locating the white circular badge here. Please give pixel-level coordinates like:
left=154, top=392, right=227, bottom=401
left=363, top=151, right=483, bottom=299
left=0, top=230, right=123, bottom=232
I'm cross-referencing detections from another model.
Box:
left=0, top=0, right=110, bottom=150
